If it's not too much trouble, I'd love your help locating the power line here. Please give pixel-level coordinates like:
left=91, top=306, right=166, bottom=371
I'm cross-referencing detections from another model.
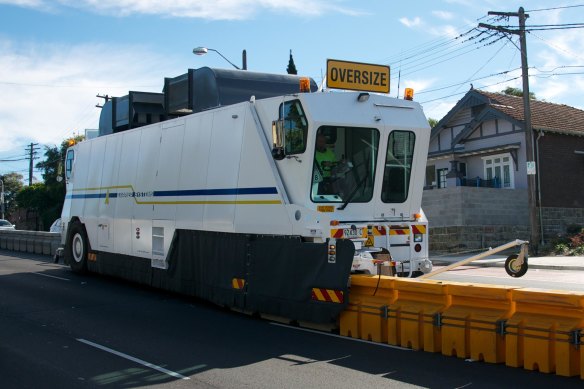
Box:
left=419, top=75, right=523, bottom=103
left=526, top=4, right=584, bottom=12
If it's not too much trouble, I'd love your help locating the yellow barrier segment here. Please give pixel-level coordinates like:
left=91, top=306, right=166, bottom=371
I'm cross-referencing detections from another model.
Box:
left=441, top=283, right=517, bottom=362
left=340, top=275, right=397, bottom=342
left=505, top=288, right=584, bottom=376
left=388, top=278, right=451, bottom=352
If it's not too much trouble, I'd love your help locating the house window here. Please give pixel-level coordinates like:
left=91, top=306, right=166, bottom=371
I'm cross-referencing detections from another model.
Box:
left=437, top=168, right=448, bottom=188
left=459, top=162, right=467, bottom=177
left=482, top=153, right=514, bottom=188
left=425, top=165, right=436, bottom=188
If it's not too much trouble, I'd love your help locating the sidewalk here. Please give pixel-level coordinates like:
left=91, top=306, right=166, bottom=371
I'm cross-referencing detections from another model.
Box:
left=430, top=252, right=584, bottom=271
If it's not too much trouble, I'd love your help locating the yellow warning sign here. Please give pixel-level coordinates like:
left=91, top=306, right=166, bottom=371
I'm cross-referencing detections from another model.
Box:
left=327, top=59, right=390, bottom=93
left=365, top=236, right=375, bottom=247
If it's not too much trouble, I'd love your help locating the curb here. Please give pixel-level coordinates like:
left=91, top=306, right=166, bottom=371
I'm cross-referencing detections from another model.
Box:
left=432, top=259, right=584, bottom=272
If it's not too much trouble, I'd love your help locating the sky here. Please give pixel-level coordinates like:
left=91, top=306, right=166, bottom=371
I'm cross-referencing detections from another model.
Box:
left=1, top=0, right=583, bottom=180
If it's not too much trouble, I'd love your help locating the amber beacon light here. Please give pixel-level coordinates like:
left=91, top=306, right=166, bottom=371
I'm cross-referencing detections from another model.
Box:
left=299, top=77, right=311, bottom=92
left=404, top=88, right=414, bottom=101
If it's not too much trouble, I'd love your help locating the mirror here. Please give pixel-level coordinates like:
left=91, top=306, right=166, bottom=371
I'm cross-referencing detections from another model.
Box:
left=271, top=120, right=285, bottom=160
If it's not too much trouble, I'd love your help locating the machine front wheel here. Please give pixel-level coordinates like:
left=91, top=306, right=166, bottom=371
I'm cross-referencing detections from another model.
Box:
left=504, top=254, right=528, bottom=278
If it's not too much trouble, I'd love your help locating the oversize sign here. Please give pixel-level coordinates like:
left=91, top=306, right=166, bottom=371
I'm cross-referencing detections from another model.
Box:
left=327, top=59, right=390, bottom=93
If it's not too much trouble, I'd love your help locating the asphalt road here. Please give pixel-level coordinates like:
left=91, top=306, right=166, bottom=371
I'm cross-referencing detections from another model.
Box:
left=1, top=250, right=582, bottom=388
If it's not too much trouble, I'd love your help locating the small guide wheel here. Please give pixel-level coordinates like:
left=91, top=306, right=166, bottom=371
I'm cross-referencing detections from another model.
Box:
left=504, top=254, right=528, bottom=278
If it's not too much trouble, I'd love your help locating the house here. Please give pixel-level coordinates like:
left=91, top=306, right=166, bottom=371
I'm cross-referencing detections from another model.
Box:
left=422, top=89, right=584, bottom=252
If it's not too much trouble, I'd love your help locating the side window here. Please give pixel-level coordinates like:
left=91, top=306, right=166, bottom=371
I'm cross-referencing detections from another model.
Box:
left=381, top=131, right=416, bottom=203
left=279, top=100, right=308, bottom=154
left=65, top=150, right=74, bottom=180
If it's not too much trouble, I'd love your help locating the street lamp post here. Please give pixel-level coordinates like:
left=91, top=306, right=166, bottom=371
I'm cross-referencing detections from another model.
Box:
left=193, top=47, right=247, bottom=70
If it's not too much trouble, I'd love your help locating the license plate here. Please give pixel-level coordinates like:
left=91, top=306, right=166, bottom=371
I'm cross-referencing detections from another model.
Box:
left=343, top=228, right=363, bottom=238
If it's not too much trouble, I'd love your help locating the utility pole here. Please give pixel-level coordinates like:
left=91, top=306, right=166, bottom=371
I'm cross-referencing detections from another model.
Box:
left=25, top=143, right=40, bottom=186
left=479, top=7, right=539, bottom=252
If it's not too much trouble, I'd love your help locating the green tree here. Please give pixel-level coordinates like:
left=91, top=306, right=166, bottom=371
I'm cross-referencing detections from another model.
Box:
left=16, top=135, right=84, bottom=230
left=502, top=86, right=536, bottom=100
left=428, top=118, right=438, bottom=128
left=286, top=49, right=297, bottom=75
left=0, top=172, right=24, bottom=220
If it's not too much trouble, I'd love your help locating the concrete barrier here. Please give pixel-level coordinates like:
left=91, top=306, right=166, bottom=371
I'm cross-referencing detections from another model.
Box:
left=0, top=230, right=61, bottom=256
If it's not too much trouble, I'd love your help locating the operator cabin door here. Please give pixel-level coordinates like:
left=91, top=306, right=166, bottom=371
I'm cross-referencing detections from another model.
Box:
left=375, top=129, right=418, bottom=262
left=97, top=136, right=122, bottom=250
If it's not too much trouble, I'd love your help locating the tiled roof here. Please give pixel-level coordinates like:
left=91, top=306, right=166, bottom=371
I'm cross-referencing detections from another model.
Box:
left=475, top=90, right=584, bottom=135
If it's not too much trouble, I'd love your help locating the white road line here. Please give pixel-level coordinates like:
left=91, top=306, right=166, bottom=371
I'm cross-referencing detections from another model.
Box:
left=77, top=339, right=190, bottom=380
left=32, top=272, right=70, bottom=281
left=269, top=323, right=412, bottom=351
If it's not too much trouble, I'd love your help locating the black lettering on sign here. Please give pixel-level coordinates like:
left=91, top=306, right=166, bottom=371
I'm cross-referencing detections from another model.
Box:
left=331, top=68, right=338, bottom=82
left=354, top=70, right=361, bottom=84
left=373, top=72, right=380, bottom=86
left=362, top=70, right=369, bottom=85
left=380, top=72, right=387, bottom=87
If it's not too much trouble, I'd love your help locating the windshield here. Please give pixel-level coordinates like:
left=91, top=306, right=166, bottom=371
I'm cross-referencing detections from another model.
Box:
left=311, top=126, right=379, bottom=203
left=0, top=220, right=11, bottom=226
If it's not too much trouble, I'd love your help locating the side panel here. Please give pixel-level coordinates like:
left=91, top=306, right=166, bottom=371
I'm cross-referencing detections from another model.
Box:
left=131, top=125, right=162, bottom=257
left=97, top=135, right=122, bottom=250
left=83, top=138, right=106, bottom=249
left=203, top=106, right=246, bottom=232
left=151, top=120, right=185, bottom=265
left=234, top=107, right=292, bottom=235
left=175, top=113, right=213, bottom=230
left=114, top=130, right=141, bottom=256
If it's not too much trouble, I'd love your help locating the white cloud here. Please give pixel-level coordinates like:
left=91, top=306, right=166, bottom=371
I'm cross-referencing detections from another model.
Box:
left=0, top=39, right=180, bottom=154
left=4, top=0, right=363, bottom=20
left=0, top=0, right=43, bottom=6
left=432, top=10, right=454, bottom=20
left=399, top=16, right=421, bottom=28
left=428, top=24, right=459, bottom=38
left=423, top=99, right=457, bottom=121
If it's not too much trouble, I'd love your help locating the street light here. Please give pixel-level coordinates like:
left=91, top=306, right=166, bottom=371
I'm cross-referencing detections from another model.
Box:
left=193, top=46, right=247, bottom=70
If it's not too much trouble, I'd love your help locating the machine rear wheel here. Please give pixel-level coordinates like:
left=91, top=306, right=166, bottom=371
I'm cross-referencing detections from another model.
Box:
left=67, top=222, right=88, bottom=273
left=504, top=254, right=528, bottom=278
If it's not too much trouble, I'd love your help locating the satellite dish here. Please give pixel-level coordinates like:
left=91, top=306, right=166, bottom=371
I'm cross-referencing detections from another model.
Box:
left=56, top=176, right=63, bottom=182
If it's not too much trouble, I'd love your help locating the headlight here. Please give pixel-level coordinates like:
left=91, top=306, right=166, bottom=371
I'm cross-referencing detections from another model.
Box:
left=414, top=233, right=423, bottom=242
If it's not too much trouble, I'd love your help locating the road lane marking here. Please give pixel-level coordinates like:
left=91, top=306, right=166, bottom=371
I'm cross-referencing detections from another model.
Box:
left=270, top=323, right=412, bottom=351
left=32, top=272, right=70, bottom=281
left=76, top=339, right=190, bottom=380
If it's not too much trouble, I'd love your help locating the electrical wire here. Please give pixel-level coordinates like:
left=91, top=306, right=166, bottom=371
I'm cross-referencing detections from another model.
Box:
left=526, top=4, right=584, bottom=12
left=419, top=75, right=523, bottom=104
left=529, top=31, right=584, bottom=61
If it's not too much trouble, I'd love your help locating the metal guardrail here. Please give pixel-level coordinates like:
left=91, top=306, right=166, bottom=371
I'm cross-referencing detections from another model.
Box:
left=0, top=230, right=61, bottom=256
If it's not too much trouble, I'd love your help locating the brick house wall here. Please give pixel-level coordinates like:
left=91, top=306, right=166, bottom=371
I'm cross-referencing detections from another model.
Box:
left=538, top=132, right=584, bottom=208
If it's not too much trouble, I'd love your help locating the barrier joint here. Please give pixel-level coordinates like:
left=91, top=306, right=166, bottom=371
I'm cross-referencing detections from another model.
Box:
left=433, top=313, right=442, bottom=328
left=496, top=320, right=507, bottom=336
left=380, top=305, right=388, bottom=319
left=570, top=329, right=582, bottom=348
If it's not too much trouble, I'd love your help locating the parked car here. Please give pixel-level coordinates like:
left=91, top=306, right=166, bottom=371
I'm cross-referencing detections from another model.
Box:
left=49, top=218, right=62, bottom=233
left=0, top=219, right=15, bottom=230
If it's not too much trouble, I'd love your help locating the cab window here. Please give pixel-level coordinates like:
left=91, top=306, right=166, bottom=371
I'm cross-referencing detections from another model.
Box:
left=311, top=126, right=379, bottom=204
left=381, top=131, right=415, bottom=203
left=65, top=150, right=74, bottom=180
left=279, top=100, right=308, bottom=155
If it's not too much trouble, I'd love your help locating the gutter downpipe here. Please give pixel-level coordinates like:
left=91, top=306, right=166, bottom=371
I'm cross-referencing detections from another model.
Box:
left=536, top=129, right=544, bottom=246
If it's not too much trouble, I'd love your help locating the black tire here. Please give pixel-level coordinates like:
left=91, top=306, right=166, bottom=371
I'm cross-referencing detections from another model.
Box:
left=66, top=222, right=89, bottom=273
left=505, top=254, right=528, bottom=278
